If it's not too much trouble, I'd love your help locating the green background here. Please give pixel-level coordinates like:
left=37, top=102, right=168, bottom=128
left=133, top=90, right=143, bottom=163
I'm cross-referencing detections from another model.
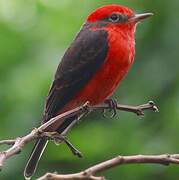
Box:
left=0, top=0, right=178, bottom=179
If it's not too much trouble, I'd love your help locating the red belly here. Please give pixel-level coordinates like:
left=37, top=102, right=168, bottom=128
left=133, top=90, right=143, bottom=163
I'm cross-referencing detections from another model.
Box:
left=60, top=56, right=133, bottom=114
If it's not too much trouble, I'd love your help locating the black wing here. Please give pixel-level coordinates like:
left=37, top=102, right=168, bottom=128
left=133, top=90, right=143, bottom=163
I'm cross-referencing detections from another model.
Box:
left=43, top=23, right=109, bottom=122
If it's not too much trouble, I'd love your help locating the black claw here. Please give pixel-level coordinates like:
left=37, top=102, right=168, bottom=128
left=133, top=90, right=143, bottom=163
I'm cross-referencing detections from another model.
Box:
left=102, top=98, right=118, bottom=118
left=102, top=109, right=108, bottom=118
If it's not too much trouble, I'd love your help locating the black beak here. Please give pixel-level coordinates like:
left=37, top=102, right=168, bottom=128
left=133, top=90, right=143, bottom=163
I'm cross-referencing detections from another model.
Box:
left=129, top=13, right=153, bottom=22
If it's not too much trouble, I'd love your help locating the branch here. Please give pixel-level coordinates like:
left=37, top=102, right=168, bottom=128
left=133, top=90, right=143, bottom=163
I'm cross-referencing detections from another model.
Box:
left=0, top=101, right=157, bottom=172
left=93, top=100, right=158, bottom=117
left=37, top=153, right=179, bottom=180
left=0, top=104, right=88, bottom=172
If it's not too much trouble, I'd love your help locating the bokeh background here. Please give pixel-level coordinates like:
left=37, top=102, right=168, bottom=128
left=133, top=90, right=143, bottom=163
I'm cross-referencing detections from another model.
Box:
left=0, top=0, right=179, bottom=179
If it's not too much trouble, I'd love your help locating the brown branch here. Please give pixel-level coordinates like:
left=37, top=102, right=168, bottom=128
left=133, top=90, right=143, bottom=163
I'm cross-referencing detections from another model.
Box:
left=93, top=100, right=158, bottom=116
left=0, top=101, right=157, bottom=172
left=37, top=154, right=179, bottom=180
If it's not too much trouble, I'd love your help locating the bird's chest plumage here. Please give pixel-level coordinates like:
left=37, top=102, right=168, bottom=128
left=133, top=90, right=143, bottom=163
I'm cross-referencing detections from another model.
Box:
left=102, top=26, right=135, bottom=89
left=90, top=28, right=135, bottom=101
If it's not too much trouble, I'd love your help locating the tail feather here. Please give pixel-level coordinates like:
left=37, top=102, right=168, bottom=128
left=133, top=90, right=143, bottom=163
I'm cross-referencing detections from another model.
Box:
left=24, top=138, right=48, bottom=179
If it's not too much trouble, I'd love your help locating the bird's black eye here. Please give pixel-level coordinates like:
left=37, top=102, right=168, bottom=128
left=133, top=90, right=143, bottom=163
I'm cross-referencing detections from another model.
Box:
left=109, top=14, right=120, bottom=22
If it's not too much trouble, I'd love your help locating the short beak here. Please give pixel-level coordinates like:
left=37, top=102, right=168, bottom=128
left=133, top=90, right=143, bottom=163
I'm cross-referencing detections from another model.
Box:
left=129, top=13, right=153, bottom=22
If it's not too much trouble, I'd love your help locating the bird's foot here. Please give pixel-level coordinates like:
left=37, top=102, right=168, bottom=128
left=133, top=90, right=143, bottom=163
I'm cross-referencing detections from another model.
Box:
left=102, top=98, right=118, bottom=118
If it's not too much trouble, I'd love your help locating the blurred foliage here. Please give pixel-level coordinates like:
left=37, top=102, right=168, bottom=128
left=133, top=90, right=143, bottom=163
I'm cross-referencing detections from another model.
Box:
left=0, top=0, right=179, bottom=180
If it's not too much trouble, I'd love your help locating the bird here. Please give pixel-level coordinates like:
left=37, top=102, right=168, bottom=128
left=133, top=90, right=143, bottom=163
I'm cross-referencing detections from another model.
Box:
left=24, top=4, right=152, bottom=179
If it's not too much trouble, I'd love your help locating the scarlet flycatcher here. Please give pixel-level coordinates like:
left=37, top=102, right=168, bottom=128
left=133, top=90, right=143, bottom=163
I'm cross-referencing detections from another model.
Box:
left=24, top=4, right=152, bottom=178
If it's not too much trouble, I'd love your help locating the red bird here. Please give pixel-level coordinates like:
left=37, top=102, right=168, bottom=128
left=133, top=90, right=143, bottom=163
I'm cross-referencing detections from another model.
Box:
left=24, top=4, right=152, bottom=179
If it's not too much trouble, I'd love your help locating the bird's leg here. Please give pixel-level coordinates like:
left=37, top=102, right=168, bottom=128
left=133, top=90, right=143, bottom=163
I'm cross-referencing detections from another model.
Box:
left=102, top=98, right=118, bottom=118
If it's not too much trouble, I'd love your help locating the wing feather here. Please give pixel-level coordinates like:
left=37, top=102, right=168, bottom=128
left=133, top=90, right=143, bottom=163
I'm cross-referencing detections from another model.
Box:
left=43, top=23, right=109, bottom=122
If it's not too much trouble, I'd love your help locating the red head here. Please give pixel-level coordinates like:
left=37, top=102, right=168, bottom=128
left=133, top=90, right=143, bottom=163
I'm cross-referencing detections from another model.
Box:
left=87, top=5, right=134, bottom=22
left=86, top=4, right=152, bottom=31
left=85, top=5, right=153, bottom=79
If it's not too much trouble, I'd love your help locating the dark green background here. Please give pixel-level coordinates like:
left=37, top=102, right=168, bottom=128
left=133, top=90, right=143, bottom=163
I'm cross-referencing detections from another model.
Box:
left=0, top=0, right=178, bottom=179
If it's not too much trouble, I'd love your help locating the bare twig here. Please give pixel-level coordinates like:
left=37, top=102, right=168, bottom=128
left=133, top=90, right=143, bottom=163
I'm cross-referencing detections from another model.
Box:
left=94, top=100, right=158, bottom=117
left=42, top=131, right=83, bottom=158
left=0, top=101, right=157, bottom=172
left=37, top=154, right=179, bottom=180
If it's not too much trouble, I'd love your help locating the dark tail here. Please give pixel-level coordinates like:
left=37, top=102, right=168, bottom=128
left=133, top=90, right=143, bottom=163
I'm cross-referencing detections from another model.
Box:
left=24, top=138, right=48, bottom=179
